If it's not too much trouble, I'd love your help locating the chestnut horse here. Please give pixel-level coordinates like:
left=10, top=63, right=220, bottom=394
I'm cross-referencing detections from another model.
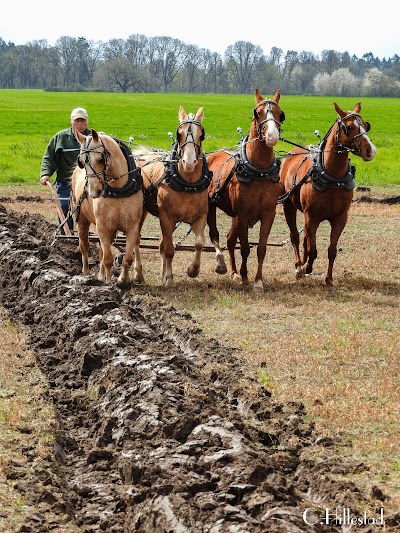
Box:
left=71, top=130, right=144, bottom=288
left=134, top=107, right=211, bottom=287
left=207, top=89, right=285, bottom=290
left=279, top=102, right=376, bottom=287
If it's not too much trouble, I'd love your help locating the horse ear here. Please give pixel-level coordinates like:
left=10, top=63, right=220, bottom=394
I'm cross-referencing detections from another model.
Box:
left=195, top=107, right=204, bottom=122
left=354, top=102, right=361, bottom=114
left=91, top=129, right=99, bottom=142
left=273, top=89, right=281, bottom=103
left=178, top=106, right=186, bottom=122
left=254, top=88, right=263, bottom=103
left=75, top=130, right=85, bottom=143
left=334, top=102, right=346, bottom=119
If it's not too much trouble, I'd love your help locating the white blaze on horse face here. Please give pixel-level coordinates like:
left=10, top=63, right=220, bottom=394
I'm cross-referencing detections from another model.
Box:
left=180, top=125, right=199, bottom=171
left=351, top=117, right=377, bottom=161
left=87, top=175, right=103, bottom=198
left=181, top=142, right=197, bottom=171
left=264, top=111, right=280, bottom=146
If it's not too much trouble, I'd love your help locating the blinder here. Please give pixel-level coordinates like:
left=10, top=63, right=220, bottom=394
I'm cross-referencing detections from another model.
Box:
left=280, top=110, right=285, bottom=124
left=77, top=156, right=84, bottom=169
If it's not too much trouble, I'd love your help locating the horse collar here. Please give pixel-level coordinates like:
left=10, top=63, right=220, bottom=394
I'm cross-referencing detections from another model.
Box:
left=311, top=140, right=355, bottom=192
left=164, top=142, right=212, bottom=193
left=236, top=137, right=280, bottom=183
left=102, top=139, right=142, bottom=198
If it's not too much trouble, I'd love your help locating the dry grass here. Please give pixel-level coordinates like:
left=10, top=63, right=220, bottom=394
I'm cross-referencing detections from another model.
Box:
left=1, top=185, right=400, bottom=516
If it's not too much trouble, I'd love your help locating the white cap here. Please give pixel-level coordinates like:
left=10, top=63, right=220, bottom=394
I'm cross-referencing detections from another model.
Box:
left=70, top=107, right=88, bottom=120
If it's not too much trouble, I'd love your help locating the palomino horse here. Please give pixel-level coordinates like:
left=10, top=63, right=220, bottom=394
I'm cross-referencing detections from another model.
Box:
left=71, top=129, right=144, bottom=288
left=207, top=89, right=285, bottom=290
left=279, top=102, right=376, bottom=287
left=134, top=107, right=211, bottom=287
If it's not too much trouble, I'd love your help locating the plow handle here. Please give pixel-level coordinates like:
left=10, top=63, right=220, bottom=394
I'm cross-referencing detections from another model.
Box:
left=47, top=181, right=72, bottom=236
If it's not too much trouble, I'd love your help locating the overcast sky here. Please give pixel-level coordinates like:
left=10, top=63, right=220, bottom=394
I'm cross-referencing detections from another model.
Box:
left=1, top=0, right=398, bottom=60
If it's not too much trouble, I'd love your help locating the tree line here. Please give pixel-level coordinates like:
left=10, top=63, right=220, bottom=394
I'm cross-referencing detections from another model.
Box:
left=1, top=34, right=399, bottom=96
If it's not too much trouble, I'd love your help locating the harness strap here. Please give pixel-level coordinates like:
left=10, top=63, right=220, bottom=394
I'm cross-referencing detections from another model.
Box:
left=143, top=171, right=168, bottom=200
left=209, top=157, right=238, bottom=205
left=236, top=137, right=280, bottom=183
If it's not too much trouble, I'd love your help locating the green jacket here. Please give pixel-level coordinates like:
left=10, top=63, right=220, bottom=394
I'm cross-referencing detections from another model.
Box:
left=40, top=127, right=90, bottom=186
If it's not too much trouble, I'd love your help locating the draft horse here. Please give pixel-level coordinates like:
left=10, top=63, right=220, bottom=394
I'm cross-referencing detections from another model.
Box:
left=72, top=130, right=144, bottom=288
left=135, top=106, right=211, bottom=287
left=279, top=102, right=376, bottom=287
left=207, top=89, right=285, bottom=290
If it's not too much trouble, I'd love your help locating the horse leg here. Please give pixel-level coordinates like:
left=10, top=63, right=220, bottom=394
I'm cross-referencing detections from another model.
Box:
left=254, top=212, right=276, bottom=291
left=116, top=230, right=135, bottom=289
left=237, top=219, right=251, bottom=287
left=325, top=213, right=348, bottom=286
left=187, top=217, right=206, bottom=278
left=97, top=227, right=114, bottom=284
left=207, top=204, right=227, bottom=274
left=226, top=218, right=240, bottom=281
left=77, top=216, right=90, bottom=275
left=133, top=239, right=144, bottom=284
left=283, top=200, right=303, bottom=279
left=302, top=214, right=319, bottom=276
left=159, top=215, right=175, bottom=287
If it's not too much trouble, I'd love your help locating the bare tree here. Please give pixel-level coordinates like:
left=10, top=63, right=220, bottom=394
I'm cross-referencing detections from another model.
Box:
left=224, top=41, right=264, bottom=93
left=55, top=36, right=78, bottom=86
left=149, top=36, right=188, bottom=92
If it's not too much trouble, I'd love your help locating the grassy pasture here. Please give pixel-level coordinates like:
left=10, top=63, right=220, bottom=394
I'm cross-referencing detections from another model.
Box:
left=0, top=89, right=398, bottom=187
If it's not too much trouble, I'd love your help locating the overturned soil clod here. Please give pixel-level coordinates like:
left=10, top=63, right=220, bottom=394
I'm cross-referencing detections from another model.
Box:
left=0, top=204, right=397, bottom=532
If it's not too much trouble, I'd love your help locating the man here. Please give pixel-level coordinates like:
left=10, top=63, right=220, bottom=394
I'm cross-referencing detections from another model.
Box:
left=40, top=107, right=90, bottom=234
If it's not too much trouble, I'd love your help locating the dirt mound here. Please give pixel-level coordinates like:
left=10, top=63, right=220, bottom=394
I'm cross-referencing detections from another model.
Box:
left=0, top=204, right=396, bottom=532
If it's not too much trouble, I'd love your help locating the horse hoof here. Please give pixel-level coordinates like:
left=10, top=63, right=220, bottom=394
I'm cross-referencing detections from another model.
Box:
left=164, top=278, right=175, bottom=288
left=253, top=281, right=264, bottom=292
left=215, top=264, right=228, bottom=275
left=295, top=270, right=305, bottom=280
left=117, top=280, right=131, bottom=290
left=187, top=266, right=200, bottom=278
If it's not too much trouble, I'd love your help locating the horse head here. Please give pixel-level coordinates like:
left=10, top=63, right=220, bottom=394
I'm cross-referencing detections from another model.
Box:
left=253, top=89, right=285, bottom=147
left=76, top=129, right=110, bottom=198
left=176, top=107, right=205, bottom=172
left=334, top=102, right=376, bottom=161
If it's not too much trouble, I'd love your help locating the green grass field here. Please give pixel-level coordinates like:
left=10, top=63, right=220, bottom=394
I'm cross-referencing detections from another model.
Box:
left=0, top=89, right=398, bottom=187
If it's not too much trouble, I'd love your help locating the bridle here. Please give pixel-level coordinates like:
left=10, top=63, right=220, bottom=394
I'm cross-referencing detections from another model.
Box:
left=336, top=112, right=371, bottom=154
left=78, top=136, right=112, bottom=186
left=175, top=119, right=205, bottom=160
left=253, top=99, right=285, bottom=141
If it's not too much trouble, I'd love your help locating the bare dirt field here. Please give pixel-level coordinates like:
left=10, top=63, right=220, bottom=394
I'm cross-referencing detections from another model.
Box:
left=0, top=188, right=399, bottom=532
